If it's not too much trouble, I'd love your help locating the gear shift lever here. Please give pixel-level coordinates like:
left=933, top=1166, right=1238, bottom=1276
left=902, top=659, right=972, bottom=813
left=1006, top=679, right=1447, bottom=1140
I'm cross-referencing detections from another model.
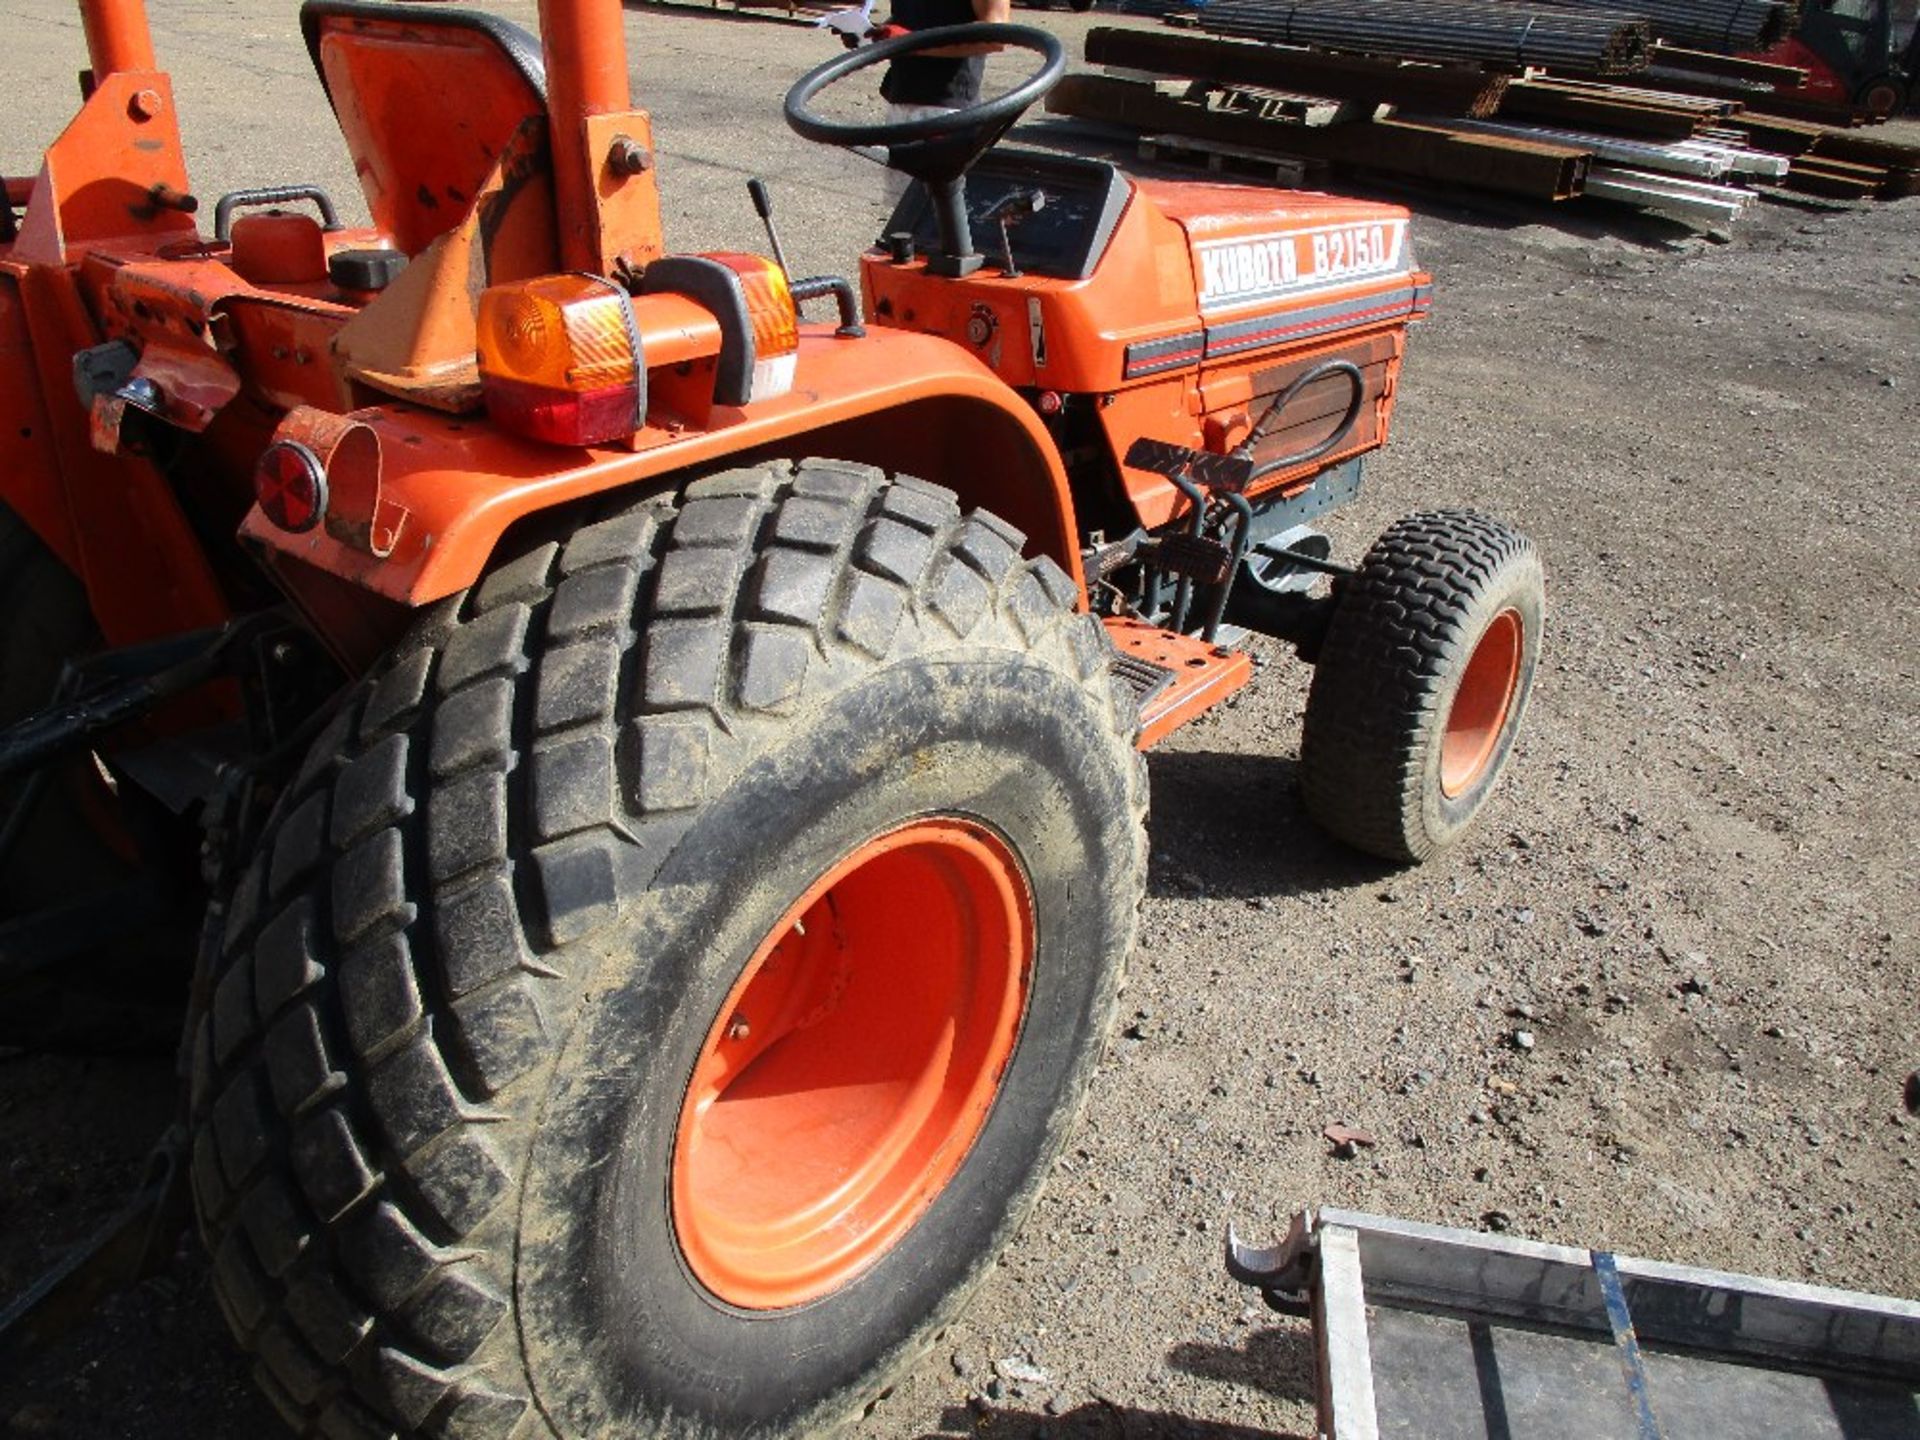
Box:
left=977, top=188, right=1047, bottom=278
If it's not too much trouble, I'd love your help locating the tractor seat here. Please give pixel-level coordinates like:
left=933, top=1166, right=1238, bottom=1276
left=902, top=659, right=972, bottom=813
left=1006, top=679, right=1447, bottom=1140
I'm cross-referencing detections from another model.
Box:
left=299, top=1, right=549, bottom=256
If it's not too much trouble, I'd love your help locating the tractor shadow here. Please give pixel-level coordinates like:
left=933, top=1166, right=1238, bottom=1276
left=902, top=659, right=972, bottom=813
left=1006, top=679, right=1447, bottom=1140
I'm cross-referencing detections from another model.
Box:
left=1165, top=1321, right=1319, bottom=1405
left=915, top=1397, right=1308, bottom=1439
left=1140, top=748, right=1398, bottom=903
left=909, top=1321, right=1318, bottom=1436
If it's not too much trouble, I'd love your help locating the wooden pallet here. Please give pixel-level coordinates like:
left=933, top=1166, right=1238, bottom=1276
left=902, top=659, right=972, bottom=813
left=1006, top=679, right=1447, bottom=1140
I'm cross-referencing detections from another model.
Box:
left=1137, top=131, right=1317, bottom=186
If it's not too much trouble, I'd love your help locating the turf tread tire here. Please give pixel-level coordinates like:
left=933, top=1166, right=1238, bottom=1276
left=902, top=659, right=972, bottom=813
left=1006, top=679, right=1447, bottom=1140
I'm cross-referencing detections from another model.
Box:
left=185, top=460, right=1146, bottom=1439
left=1299, top=509, right=1542, bottom=863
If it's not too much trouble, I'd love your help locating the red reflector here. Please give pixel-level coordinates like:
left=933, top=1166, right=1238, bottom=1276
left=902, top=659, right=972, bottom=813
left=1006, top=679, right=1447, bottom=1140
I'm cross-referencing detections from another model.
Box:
left=1036, top=390, right=1063, bottom=416
left=255, top=441, right=328, bottom=533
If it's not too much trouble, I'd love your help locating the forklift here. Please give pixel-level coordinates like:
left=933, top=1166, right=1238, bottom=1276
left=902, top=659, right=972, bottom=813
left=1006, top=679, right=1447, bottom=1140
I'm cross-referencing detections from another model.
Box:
left=1757, top=0, right=1920, bottom=118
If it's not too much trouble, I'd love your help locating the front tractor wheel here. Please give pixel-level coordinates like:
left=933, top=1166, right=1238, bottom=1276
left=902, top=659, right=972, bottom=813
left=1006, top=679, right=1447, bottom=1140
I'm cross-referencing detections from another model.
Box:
left=183, top=461, right=1146, bottom=1439
left=1300, top=510, right=1543, bottom=863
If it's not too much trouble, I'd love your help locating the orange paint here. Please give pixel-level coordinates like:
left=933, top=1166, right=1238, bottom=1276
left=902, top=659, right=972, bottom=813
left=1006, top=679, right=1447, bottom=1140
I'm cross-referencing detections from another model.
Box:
left=1104, top=616, right=1253, bottom=749
left=6, top=0, right=1434, bottom=764
left=79, top=0, right=157, bottom=78
left=864, top=172, right=1429, bottom=535
left=241, top=324, right=1088, bottom=601
left=672, top=819, right=1032, bottom=1308
left=1441, top=607, right=1523, bottom=797
left=538, top=0, right=637, bottom=271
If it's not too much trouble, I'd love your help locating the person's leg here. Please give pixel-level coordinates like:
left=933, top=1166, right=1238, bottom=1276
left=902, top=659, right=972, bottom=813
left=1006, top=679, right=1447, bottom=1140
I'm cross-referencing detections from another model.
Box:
left=882, top=102, right=956, bottom=208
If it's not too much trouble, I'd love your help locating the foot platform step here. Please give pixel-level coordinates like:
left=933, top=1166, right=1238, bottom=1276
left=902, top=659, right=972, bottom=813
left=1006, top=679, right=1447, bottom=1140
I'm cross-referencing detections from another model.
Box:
left=1104, top=617, right=1253, bottom=749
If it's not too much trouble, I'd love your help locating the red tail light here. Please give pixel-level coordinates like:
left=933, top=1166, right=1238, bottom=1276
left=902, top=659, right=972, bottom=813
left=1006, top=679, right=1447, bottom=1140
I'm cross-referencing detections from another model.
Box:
left=477, top=274, right=644, bottom=446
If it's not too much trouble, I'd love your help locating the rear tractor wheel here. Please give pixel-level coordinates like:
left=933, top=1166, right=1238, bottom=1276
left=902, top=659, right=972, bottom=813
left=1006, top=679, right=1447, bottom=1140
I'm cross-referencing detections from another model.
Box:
left=1300, top=509, right=1542, bottom=863
left=183, top=460, right=1147, bottom=1438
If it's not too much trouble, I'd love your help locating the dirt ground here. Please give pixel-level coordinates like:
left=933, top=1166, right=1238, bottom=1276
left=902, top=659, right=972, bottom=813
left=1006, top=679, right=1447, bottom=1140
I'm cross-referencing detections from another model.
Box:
left=3, top=2, right=1917, bottom=1436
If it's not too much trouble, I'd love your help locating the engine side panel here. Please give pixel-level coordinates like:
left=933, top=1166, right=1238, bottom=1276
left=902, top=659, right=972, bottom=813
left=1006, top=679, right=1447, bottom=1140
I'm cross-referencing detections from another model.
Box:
left=861, top=156, right=1431, bottom=536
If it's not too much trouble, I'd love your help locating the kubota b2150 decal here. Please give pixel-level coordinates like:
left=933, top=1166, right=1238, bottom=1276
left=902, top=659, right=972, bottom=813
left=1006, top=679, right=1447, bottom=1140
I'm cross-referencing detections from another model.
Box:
left=1195, top=219, right=1410, bottom=313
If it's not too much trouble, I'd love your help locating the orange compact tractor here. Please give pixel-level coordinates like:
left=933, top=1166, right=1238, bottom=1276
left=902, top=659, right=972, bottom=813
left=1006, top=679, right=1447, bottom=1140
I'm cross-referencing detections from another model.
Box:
left=0, top=2, right=1542, bottom=1434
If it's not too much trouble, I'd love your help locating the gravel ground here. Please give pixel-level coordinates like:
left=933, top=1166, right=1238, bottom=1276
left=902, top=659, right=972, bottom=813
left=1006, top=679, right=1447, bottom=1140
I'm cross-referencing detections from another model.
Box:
left=3, top=3, right=1917, bottom=1437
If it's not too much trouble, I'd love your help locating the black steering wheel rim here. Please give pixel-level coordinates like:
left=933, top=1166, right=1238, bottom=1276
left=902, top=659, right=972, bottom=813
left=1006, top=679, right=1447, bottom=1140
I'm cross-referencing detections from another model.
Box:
left=784, top=23, right=1066, bottom=149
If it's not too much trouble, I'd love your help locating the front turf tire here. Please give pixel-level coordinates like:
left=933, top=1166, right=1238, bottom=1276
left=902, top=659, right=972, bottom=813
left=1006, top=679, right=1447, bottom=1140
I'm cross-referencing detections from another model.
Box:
left=184, top=460, right=1147, bottom=1439
left=1299, top=509, right=1542, bottom=863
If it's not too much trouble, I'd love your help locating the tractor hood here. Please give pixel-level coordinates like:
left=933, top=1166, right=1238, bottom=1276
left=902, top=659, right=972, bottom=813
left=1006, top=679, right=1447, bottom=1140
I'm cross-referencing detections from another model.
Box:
left=1133, top=179, right=1417, bottom=318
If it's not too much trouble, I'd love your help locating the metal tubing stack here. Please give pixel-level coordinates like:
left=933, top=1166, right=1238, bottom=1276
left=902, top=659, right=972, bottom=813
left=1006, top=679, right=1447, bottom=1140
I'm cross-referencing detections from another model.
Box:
left=1499, top=0, right=1802, bottom=54
left=1196, top=0, right=1654, bottom=77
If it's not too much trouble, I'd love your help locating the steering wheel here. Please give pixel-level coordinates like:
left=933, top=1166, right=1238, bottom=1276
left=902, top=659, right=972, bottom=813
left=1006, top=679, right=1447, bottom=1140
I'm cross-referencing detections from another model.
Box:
left=784, top=23, right=1066, bottom=275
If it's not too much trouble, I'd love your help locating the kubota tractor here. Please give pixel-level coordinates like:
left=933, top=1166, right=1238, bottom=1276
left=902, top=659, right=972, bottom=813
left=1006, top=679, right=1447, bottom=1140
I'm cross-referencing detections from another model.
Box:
left=0, top=1, right=1543, bottom=1434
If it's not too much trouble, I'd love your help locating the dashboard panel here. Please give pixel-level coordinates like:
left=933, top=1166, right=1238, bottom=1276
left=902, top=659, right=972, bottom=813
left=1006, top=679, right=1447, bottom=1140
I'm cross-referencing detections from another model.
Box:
left=883, top=149, right=1132, bottom=282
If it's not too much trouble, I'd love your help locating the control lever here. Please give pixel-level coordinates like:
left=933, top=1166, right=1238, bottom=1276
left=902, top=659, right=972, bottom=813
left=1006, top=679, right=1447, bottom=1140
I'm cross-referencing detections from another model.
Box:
left=749, top=177, right=866, bottom=339
left=746, top=177, right=794, bottom=282
left=977, top=188, right=1047, bottom=278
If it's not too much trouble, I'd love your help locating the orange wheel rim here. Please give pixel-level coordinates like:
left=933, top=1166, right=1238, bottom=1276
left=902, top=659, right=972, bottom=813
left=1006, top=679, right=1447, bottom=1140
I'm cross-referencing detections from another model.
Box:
left=1440, top=607, right=1523, bottom=799
left=671, top=818, right=1033, bottom=1311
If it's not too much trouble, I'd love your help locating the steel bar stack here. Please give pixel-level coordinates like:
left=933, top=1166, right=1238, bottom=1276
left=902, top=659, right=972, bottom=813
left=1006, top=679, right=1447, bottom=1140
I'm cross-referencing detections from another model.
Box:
left=1086, top=27, right=1515, bottom=116
left=1195, top=0, right=1654, bottom=76
left=1500, top=0, right=1802, bottom=54
left=1046, top=74, right=1596, bottom=197
left=1645, top=44, right=1811, bottom=86
left=1718, top=114, right=1920, bottom=196
left=1053, top=7, right=1919, bottom=230
left=1501, top=76, right=1749, bottom=139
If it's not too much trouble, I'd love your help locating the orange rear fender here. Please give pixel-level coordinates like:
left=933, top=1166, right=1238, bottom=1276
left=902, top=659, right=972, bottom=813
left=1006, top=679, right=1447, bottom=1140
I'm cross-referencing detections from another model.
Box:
left=245, top=325, right=1086, bottom=624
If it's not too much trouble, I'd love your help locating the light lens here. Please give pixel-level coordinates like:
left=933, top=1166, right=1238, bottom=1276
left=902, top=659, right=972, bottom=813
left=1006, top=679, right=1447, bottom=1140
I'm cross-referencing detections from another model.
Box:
left=708, top=254, right=800, bottom=360
left=486, top=289, right=571, bottom=380
left=255, top=441, right=328, bottom=533
left=478, top=274, right=643, bottom=445
left=482, top=381, right=642, bottom=448
left=701, top=254, right=799, bottom=404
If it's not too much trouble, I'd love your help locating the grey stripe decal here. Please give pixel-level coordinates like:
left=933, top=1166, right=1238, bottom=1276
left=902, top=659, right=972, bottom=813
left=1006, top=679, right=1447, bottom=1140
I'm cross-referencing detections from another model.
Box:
left=1204, top=286, right=1419, bottom=359
left=1124, top=329, right=1206, bottom=378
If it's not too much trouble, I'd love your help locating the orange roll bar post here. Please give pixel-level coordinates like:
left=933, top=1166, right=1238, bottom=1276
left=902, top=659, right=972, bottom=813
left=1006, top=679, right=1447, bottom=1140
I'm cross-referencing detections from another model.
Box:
left=537, top=0, right=634, bottom=272
left=80, top=0, right=158, bottom=78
